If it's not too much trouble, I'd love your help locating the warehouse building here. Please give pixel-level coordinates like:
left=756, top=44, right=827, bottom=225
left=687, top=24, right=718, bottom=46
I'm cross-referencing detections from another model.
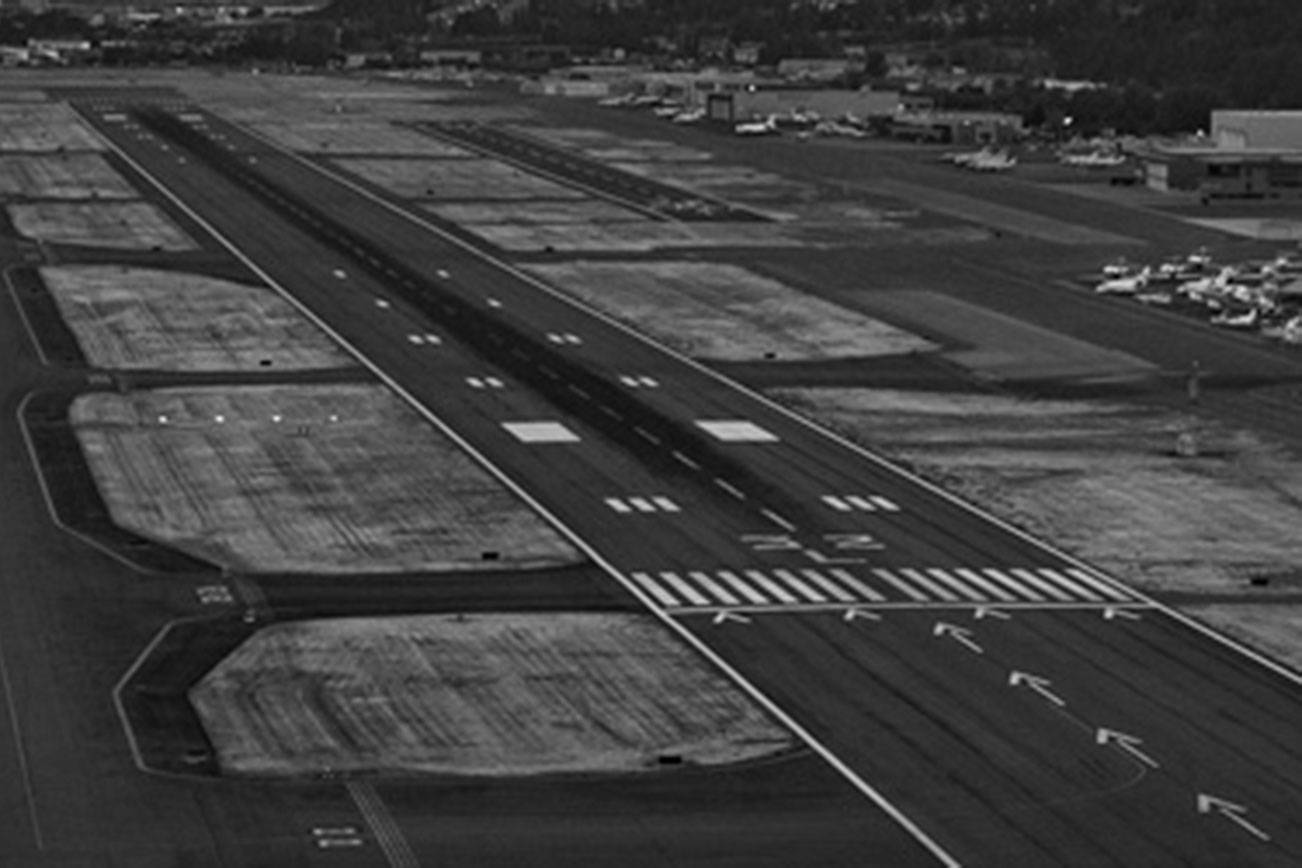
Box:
left=1141, top=110, right=1302, bottom=200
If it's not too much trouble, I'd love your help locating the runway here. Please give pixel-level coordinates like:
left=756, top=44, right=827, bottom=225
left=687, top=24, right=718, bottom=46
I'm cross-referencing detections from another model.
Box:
left=25, top=95, right=1302, bottom=865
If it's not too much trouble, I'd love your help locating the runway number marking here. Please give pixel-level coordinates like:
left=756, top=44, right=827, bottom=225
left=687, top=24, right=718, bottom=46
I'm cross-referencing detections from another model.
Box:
left=195, top=585, right=234, bottom=605
left=312, top=826, right=364, bottom=849
left=466, top=376, right=505, bottom=389
left=406, top=333, right=442, bottom=346
left=546, top=332, right=583, bottom=345
left=619, top=375, right=660, bottom=388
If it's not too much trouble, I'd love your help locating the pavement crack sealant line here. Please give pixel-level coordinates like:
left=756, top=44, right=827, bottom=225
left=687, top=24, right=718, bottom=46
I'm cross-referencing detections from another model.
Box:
left=132, top=107, right=819, bottom=532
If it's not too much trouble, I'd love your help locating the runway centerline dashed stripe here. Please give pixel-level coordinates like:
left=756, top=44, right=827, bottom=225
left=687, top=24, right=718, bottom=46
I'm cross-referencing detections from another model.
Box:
left=628, top=565, right=1138, bottom=612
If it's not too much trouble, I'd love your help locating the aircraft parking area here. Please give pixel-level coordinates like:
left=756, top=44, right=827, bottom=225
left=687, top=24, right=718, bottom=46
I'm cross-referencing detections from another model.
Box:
left=0, top=75, right=1300, bottom=866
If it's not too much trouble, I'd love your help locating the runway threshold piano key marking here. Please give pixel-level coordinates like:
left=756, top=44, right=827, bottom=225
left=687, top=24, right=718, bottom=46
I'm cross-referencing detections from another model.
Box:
left=822, top=494, right=901, bottom=513
left=605, top=495, right=681, bottom=514
left=628, top=566, right=1137, bottom=612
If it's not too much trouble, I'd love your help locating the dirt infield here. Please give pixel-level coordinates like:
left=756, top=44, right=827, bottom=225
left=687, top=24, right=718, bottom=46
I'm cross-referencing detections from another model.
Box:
left=190, top=613, right=793, bottom=777
left=8, top=201, right=195, bottom=250
left=0, top=102, right=105, bottom=151
left=527, top=260, right=936, bottom=360
left=770, top=387, right=1302, bottom=598
left=41, top=265, right=351, bottom=371
left=246, top=121, right=472, bottom=157
left=0, top=153, right=136, bottom=199
left=866, top=290, right=1157, bottom=384
left=70, top=385, right=580, bottom=573
left=335, top=157, right=587, bottom=201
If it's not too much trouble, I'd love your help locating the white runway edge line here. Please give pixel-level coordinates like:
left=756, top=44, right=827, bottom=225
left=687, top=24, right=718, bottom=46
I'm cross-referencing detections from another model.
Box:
left=252, top=121, right=1302, bottom=690
left=98, top=113, right=968, bottom=868
left=97, top=113, right=963, bottom=867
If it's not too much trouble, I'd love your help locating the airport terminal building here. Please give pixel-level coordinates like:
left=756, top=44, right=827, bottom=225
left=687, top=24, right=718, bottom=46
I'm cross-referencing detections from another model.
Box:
left=1142, top=110, right=1302, bottom=200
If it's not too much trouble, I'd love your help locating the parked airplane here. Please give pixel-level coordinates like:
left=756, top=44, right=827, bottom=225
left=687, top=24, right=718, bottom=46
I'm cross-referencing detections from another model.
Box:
left=814, top=119, right=866, bottom=138
left=941, top=147, right=994, bottom=166
left=1211, top=306, right=1261, bottom=329
left=1096, top=267, right=1151, bottom=294
left=967, top=149, right=1018, bottom=172
left=597, top=94, right=637, bottom=108
left=671, top=107, right=705, bottom=124
left=734, top=115, right=778, bottom=136
left=1060, top=150, right=1127, bottom=168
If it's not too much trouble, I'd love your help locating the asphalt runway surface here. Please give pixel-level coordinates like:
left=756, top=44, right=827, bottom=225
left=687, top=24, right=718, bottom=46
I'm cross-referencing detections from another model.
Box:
left=0, top=86, right=1298, bottom=866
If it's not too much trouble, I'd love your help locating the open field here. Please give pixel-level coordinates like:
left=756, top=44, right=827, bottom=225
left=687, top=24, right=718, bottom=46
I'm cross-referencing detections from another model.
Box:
left=866, top=290, right=1157, bottom=383
left=0, top=153, right=136, bottom=199
left=245, top=120, right=472, bottom=157
left=71, top=385, right=580, bottom=573
left=425, top=198, right=647, bottom=225
left=508, top=125, right=715, bottom=162
left=8, top=201, right=196, bottom=250
left=190, top=612, right=793, bottom=777
left=614, top=161, right=817, bottom=204
left=527, top=261, right=936, bottom=360
left=771, top=387, right=1302, bottom=599
left=1188, top=604, right=1302, bottom=670
left=0, top=101, right=105, bottom=151
left=335, top=156, right=588, bottom=201
left=41, top=265, right=351, bottom=371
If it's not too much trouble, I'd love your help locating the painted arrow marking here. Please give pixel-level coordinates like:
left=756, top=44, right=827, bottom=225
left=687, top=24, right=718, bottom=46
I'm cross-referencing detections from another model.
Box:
left=712, top=610, right=752, bottom=626
left=1095, top=728, right=1159, bottom=768
left=843, top=607, right=882, bottom=623
left=1008, top=671, right=1066, bottom=707
left=933, top=622, right=983, bottom=654
left=1197, top=794, right=1271, bottom=842
left=1104, top=607, right=1142, bottom=621
left=974, top=607, right=1010, bottom=621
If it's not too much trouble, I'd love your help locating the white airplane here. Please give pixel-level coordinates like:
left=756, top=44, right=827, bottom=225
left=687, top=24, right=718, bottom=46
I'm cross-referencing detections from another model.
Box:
left=1101, top=256, right=1138, bottom=279
left=967, top=149, right=1017, bottom=172
left=942, top=147, right=994, bottom=166
left=814, top=119, right=866, bottom=138
left=1096, top=267, right=1151, bottom=294
left=652, top=103, right=683, bottom=118
left=734, top=115, right=778, bottom=136
left=671, top=107, right=705, bottom=124
left=1060, top=150, right=1127, bottom=168
left=1211, top=306, right=1261, bottom=329
left=597, top=94, right=636, bottom=108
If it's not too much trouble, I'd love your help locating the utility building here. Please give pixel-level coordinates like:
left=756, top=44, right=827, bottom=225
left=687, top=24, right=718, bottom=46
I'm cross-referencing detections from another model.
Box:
left=1141, top=110, right=1302, bottom=200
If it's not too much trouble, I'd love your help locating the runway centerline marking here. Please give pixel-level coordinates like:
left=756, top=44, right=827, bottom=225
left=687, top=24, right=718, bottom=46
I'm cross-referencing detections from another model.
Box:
left=500, top=421, right=580, bottom=443
left=696, top=419, right=780, bottom=442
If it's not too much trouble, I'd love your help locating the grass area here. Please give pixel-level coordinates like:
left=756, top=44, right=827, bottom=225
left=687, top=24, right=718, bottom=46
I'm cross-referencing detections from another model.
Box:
left=1185, top=605, right=1302, bottom=671
left=867, top=290, right=1157, bottom=383
left=245, top=121, right=471, bottom=157
left=528, top=260, right=936, bottom=360
left=867, top=177, right=1140, bottom=246
left=335, top=157, right=588, bottom=201
left=614, top=161, right=817, bottom=204
left=771, top=388, right=1302, bottom=600
left=190, top=612, right=793, bottom=777
left=71, top=385, right=580, bottom=573
left=0, top=102, right=105, bottom=152
left=41, top=265, right=351, bottom=371
left=0, top=153, right=136, bottom=199
left=8, top=201, right=195, bottom=250
left=425, top=199, right=646, bottom=225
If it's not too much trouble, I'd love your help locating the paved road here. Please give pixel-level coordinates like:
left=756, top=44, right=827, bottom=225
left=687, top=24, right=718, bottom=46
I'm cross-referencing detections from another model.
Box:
left=57, top=97, right=1302, bottom=866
